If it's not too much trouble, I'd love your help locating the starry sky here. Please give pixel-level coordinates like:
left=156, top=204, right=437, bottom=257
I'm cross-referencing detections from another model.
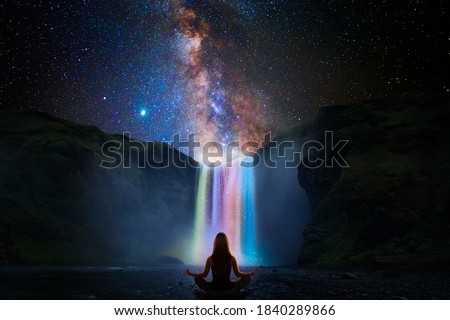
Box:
left=1, top=0, right=448, bottom=143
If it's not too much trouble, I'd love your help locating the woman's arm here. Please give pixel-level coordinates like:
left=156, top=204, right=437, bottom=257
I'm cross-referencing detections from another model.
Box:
left=185, top=256, right=212, bottom=278
left=231, top=256, right=258, bottom=277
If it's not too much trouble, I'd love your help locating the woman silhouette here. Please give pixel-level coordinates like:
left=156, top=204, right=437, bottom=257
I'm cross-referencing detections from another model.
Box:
left=185, top=232, right=257, bottom=292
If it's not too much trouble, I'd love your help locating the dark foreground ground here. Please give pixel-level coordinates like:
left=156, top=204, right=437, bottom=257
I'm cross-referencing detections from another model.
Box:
left=0, top=266, right=449, bottom=299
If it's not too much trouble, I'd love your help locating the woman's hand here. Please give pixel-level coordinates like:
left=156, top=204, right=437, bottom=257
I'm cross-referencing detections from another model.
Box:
left=185, top=268, right=195, bottom=277
left=250, top=268, right=258, bottom=276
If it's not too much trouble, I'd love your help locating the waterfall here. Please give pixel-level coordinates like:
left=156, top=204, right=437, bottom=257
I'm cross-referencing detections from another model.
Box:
left=188, top=159, right=259, bottom=266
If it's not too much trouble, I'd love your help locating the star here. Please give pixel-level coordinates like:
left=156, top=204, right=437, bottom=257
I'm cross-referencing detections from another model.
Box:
left=1, top=0, right=446, bottom=143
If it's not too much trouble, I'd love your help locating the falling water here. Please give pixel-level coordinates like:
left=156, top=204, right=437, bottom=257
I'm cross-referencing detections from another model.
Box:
left=189, top=158, right=259, bottom=265
left=241, top=157, right=258, bottom=265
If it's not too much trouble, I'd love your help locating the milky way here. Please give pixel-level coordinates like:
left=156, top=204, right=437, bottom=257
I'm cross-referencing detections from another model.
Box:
left=1, top=0, right=448, bottom=143
left=171, top=0, right=267, bottom=148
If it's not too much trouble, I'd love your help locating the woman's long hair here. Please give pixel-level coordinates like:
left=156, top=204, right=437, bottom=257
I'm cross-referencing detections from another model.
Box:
left=211, top=232, right=232, bottom=277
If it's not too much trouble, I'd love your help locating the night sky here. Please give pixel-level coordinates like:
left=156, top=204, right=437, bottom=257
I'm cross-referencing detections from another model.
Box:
left=1, top=0, right=448, bottom=143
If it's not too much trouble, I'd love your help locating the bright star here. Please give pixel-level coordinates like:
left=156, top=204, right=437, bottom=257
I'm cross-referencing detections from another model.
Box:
left=140, top=110, right=146, bottom=116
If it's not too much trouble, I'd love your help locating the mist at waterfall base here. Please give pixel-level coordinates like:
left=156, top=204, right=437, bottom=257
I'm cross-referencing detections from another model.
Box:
left=255, top=142, right=312, bottom=266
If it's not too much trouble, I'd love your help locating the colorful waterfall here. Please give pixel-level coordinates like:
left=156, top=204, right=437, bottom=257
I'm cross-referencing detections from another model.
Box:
left=189, top=157, right=259, bottom=266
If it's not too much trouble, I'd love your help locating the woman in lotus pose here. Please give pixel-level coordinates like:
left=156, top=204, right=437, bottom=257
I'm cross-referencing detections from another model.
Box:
left=185, top=232, right=257, bottom=292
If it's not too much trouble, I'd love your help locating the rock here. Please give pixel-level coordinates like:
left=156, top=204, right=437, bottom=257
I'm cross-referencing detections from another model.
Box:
left=382, top=272, right=400, bottom=278
left=0, top=111, right=197, bottom=264
left=341, top=272, right=358, bottom=280
left=296, top=92, right=450, bottom=270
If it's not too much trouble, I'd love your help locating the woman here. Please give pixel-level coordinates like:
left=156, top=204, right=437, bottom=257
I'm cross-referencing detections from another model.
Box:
left=185, top=232, right=257, bottom=292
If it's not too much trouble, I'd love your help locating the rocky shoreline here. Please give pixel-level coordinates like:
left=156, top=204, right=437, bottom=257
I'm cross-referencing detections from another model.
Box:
left=0, top=266, right=448, bottom=300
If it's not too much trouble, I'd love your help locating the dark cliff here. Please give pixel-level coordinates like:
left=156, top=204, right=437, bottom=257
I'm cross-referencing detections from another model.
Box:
left=0, top=111, right=197, bottom=264
left=296, top=92, right=450, bottom=270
